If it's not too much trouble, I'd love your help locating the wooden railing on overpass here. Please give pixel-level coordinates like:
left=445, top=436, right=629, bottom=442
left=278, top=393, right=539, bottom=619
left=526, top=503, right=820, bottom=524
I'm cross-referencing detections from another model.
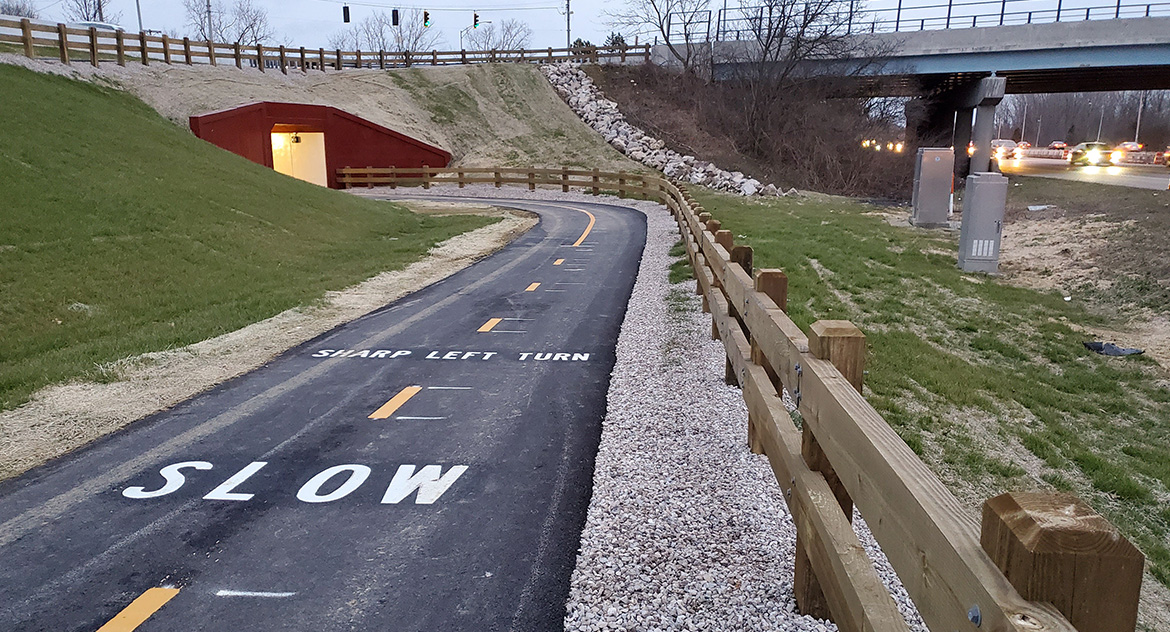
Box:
left=0, top=16, right=647, bottom=72
left=338, top=164, right=1146, bottom=632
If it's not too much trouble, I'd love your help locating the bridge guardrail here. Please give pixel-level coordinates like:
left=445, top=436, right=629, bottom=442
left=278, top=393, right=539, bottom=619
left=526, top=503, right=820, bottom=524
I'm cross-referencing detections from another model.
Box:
left=339, top=165, right=1146, bottom=632
left=0, top=15, right=648, bottom=72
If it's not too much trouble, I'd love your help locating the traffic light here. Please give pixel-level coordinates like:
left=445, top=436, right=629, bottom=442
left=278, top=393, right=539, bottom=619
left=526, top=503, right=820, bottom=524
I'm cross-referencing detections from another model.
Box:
left=392, top=9, right=399, bottom=26
left=473, top=12, right=479, bottom=28
left=423, top=10, right=431, bottom=26
left=343, top=4, right=350, bottom=23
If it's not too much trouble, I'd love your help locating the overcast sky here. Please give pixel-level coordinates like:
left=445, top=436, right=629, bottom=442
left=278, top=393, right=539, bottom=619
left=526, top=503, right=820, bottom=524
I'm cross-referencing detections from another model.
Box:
left=26, top=0, right=1114, bottom=52
left=30, top=0, right=634, bottom=50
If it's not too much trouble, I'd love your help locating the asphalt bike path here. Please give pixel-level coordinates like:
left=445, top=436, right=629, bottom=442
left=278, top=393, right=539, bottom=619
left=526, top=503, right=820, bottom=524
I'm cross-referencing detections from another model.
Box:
left=0, top=197, right=647, bottom=631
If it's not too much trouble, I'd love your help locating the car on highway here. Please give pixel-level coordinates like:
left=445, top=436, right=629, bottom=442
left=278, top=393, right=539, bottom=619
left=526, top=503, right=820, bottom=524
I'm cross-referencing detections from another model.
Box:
left=68, top=21, right=125, bottom=32
left=1047, top=141, right=1068, bottom=150
left=1012, top=141, right=1031, bottom=158
left=990, top=139, right=1017, bottom=162
left=1067, top=142, right=1112, bottom=166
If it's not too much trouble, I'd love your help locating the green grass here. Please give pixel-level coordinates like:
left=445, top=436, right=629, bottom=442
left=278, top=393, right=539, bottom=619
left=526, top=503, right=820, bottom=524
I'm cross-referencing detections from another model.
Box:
left=690, top=188, right=1170, bottom=588
left=0, top=64, right=494, bottom=410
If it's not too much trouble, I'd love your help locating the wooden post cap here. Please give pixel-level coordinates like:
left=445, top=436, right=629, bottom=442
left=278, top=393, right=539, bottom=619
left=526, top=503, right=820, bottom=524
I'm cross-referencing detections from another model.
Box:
left=714, top=230, right=733, bottom=251
left=809, top=321, right=865, bottom=393
left=982, top=492, right=1143, bottom=632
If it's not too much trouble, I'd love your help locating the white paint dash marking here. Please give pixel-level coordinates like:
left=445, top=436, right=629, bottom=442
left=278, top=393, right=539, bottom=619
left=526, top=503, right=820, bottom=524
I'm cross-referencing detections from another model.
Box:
left=216, top=590, right=296, bottom=598
left=396, top=416, right=449, bottom=420
left=426, top=386, right=473, bottom=390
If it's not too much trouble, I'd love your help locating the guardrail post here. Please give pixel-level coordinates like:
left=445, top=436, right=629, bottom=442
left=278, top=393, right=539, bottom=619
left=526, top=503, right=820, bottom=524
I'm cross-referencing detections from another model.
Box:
left=591, top=168, right=600, bottom=195
left=57, top=23, right=70, bottom=64
left=208, top=40, right=217, bottom=66
left=300, top=46, right=306, bottom=73
left=319, top=48, right=326, bottom=72
left=280, top=45, right=288, bottom=73
left=527, top=170, right=535, bottom=191
left=388, top=166, right=397, bottom=189
left=233, top=42, right=241, bottom=68
left=20, top=18, right=34, bottom=58
left=335, top=48, right=342, bottom=70
left=116, top=30, right=126, bottom=66
left=494, top=170, right=502, bottom=188
left=183, top=37, right=192, bottom=64
left=140, top=32, right=149, bottom=65
left=794, top=320, right=865, bottom=620
left=461, top=49, right=467, bottom=64
left=88, top=27, right=99, bottom=67
left=981, top=492, right=1143, bottom=632
left=458, top=169, right=465, bottom=188
left=432, top=49, right=438, bottom=65
left=422, top=164, right=431, bottom=189
left=561, top=167, right=569, bottom=192
left=256, top=44, right=264, bottom=71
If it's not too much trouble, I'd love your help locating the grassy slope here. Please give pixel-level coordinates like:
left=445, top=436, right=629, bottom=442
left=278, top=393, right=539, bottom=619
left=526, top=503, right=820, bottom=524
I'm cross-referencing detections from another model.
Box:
left=0, top=63, right=492, bottom=410
left=690, top=188, right=1170, bottom=589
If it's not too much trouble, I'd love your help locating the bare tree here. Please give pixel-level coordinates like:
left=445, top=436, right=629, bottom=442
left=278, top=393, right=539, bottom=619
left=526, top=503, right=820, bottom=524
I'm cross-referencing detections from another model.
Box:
left=182, top=0, right=273, bottom=45
left=464, top=19, right=533, bottom=52
left=328, top=10, right=442, bottom=53
left=608, top=0, right=709, bottom=72
left=0, top=0, right=38, bottom=18
left=64, top=0, right=120, bottom=23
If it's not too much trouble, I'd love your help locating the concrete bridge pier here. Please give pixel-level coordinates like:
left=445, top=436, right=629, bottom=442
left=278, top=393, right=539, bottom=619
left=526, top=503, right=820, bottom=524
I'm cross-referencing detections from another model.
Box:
left=907, top=76, right=1006, bottom=182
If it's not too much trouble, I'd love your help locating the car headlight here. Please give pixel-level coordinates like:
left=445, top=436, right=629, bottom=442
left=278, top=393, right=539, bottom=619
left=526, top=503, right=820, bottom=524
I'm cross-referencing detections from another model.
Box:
left=1110, top=151, right=1123, bottom=164
left=1087, top=149, right=1102, bottom=163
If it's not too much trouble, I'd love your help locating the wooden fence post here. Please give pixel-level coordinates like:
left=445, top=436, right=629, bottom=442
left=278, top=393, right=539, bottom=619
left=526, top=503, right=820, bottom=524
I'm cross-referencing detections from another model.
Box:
left=161, top=34, right=172, bottom=64
left=494, top=170, right=501, bottom=188
left=422, top=165, right=431, bottom=189
left=255, top=44, right=263, bottom=71
left=547, top=46, right=553, bottom=61
left=388, top=166, right=397, bottom=189
left=591, top=168, right=600, bottom=195
left=116, top=30, right=126, bottom=66
left=319, top=48, right=325, bottom=72
left=355, top=49, right=361, bottom=68
left=207, top=40, right=216, bottom=66
left=234, top=42, right=241, bottom=68
left=88, top=27, right=99, bottom=67
left=561, top=167, right=569, bottom=192
left=618, top=176, right=625, bottom=198
left=982, top=492, right=1143, bottom=632
left=432, top=49, right=437, bottom=65
left=21, top=18, right=34, bottom=58
left=527, top=170, right=535, bottom=191
left=140, top=31, right=149, bottom=65
left=460, top=49, right=467, bottom=64
left=182, top=37, right=192, bottom=64
left=794, top=320, right=866, bottom=620
left=378, top=50, right=385, bottom=69
left=714, top=229, right=733, bottom=251
left=458, top=169, right=465, bottom=188
left=746, top=269, right=788, bottom=454
left=279, top=45, right=287, bottom=73
left=57, top=23, right=70, bottom=64
left=335, top=48, right=342, bottom=70
left=300, top=46, right=306, bottom=73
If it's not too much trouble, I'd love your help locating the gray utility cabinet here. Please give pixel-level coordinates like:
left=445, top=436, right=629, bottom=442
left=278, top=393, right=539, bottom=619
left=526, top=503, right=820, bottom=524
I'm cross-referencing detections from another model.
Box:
left=911, top=148, right=953, bottom=228
left=958, top=171, right=1008, bottom=273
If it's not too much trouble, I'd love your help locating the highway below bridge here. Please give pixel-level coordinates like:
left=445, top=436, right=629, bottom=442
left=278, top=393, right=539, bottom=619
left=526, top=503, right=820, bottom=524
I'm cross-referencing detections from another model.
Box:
left=0, top=198, right=645, bottom=631
left=999, top=156, right=1170, bottom=189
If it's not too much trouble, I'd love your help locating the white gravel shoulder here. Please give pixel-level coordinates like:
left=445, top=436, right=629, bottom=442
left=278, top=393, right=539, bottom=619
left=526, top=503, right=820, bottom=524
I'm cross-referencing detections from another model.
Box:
left=354, top=184, right=927, bottom=632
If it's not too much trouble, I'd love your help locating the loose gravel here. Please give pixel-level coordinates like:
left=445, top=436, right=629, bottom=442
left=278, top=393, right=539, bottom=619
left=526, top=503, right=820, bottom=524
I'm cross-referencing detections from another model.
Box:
left=359, top=184, right=927, bottom=631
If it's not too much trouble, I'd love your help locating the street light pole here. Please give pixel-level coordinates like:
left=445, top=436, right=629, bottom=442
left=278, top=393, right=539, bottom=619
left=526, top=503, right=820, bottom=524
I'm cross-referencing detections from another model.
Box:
left=1035, top=115, right=1041, bottom=146
left=135, top=0, right=143, bottom=32
left=1135, top=91, right=1145, bottom=143
left=1095, top=103, right=1104, bottom=142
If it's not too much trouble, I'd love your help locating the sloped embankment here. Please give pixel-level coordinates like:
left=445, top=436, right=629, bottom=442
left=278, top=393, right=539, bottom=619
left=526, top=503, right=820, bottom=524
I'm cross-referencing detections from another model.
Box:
left=20, top=55, right=645, bottom=171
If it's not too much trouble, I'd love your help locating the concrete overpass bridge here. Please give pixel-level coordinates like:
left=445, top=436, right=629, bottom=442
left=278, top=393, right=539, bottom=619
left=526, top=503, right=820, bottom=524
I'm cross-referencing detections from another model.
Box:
left=653, top=0, right=1170, bottom=175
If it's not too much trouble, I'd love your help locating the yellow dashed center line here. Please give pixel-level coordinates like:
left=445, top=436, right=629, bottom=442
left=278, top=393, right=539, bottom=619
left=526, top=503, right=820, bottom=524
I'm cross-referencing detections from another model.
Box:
left=553, top=259, right=565, bottom=265
left=571, top=209, right=596, bottom=247
left=369, top=386, right=422, bottom=419
left=96, top=587, right=180, bottom=632
left=525, top=283, right=540, bottom=292
left=477, top=317, right=503, bottom=332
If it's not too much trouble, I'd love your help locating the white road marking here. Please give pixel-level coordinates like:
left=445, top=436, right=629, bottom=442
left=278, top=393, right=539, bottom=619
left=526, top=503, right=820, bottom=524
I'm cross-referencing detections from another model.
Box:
left=395, top=416, right=448, bottom=420
left=215, top=590, right=296, bottom=598
left=426, top=386, right=472, bottom=390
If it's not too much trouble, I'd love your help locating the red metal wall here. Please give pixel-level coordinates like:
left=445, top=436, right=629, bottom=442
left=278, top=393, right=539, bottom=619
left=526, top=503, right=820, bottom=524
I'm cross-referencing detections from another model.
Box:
left=189, top=102, right=452, bottom=189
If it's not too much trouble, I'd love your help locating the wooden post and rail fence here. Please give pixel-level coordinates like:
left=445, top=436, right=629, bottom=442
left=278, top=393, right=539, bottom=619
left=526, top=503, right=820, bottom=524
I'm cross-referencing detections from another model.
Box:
left=0, top=16, right=648, bottom=72
left=337, top=165, right=1146, bottom=632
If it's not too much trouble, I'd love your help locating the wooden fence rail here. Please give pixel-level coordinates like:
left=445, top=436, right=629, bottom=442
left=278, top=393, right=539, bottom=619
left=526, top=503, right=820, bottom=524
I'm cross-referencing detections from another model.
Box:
left=0, top=17, right=649, bottom=71
left=339, top=166, right=1145, bottom=632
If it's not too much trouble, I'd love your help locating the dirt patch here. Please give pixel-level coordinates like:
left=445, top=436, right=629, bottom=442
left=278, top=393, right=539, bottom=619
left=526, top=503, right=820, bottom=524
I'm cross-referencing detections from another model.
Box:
left=0, top=205, right=536, bottom=481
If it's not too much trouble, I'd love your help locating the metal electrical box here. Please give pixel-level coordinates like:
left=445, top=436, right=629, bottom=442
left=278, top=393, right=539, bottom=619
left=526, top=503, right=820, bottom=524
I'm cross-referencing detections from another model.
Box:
left=911, top=148, right=953, bottom=228
left=958, top=171, right=1008, bottom=273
